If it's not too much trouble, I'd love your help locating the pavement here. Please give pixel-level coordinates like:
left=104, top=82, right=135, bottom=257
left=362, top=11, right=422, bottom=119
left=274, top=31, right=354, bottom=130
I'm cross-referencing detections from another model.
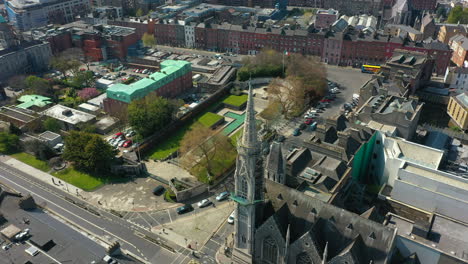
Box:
left=1, top=156, right=176, bottom=212
left=0, top=155, right=237, bottom=264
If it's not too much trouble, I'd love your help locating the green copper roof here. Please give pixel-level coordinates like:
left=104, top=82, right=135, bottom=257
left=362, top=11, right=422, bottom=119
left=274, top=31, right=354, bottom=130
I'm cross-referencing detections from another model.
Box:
left=17, top=95, right=52, bottom=109
left=107, top=60, right=192, bottom=103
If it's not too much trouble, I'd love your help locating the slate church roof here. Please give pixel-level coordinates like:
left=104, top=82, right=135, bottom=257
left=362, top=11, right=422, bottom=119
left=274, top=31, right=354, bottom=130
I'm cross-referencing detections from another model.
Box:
left=258, top=180, right=397, bottom=263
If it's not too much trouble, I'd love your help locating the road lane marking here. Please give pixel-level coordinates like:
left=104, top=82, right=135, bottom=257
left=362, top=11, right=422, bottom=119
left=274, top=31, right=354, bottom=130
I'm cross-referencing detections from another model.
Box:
left=0, top=171, right=148, bottom=259
left=167, top=209, right=173, bottom=223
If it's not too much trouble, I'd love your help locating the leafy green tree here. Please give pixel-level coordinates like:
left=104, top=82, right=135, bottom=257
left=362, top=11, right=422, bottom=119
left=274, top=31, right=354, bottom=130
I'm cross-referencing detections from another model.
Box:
left=136, top=8, right=144, bottom=17
left=25, top=76, right=53, bottom=97
left=0, top=132, right=19, bottom=154
left=436, top=6, right=446, bottom=19
left=141, top=32, right=156, bottom=47
left=43, top=118, right=61, bottom=133
left=128, top=95, right=175, bottom=137
left=72, top=71, right=94, bottom=88
left=77, top=123, right=97, bottom=133
left=9, top=123, right=22, bottom=135
left=24, top=140, right=55, bottom=161
left=62, top=131, right=116, bottom=172
left=50, top=55, right=81, bottom=81
left=446, top=6, right=468, bottom=23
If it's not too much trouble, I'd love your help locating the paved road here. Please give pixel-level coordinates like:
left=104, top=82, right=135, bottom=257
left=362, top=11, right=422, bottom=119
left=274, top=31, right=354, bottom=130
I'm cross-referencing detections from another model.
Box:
left=0, top=162, right=190, bottom=264
left=123, top=175, right=234, bottom=230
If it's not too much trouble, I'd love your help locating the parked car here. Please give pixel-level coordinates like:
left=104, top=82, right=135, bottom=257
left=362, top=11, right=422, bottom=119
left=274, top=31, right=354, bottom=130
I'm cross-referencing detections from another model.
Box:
left=277, top=135, right=285, bottom=142
left=216, top=191, right=230, bottom=201
left=304, top=119, right=313, bottom=125
left=310, top=122, right=318, bottom=131
left=176, top=204, right=194, bottom=214
left=320, top=99, right=331, bottom=103
left=112, top=132, right=123, bottom=139
left=114, top=139, right=125, bottom=147
left=293, top=128, right=300, bottom=136
left=197, top=199, right=211, bottom=208
left=125, top=130, right=136, bottom=137
left=118, top=140, right=126, bottom=147
left=299, top=123, right=307, bottom=130
left=152, top=185, right=165, bottom=196
left=122, top=140, right=132, bottom=148
left=227, top=210, right=235, bottom=224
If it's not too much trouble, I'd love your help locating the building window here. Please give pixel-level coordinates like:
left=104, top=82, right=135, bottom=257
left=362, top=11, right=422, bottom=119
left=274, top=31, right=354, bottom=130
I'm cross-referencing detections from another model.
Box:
left=296, top=252, right=313, bottom=264
left=239, top=177, right=248, bottom=199
left=262, top=237, right=278, bottom=264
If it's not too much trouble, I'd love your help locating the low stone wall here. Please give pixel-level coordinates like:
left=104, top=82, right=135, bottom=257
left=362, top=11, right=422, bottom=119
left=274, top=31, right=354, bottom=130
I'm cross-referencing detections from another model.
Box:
left=168, top=178, right=208, bottom=202
left=110, top=163, right=147, bottom=176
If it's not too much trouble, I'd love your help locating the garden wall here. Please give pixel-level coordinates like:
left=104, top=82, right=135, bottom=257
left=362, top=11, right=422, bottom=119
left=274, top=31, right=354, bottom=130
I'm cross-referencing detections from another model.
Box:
left=168, top=178, right=207, bottom=202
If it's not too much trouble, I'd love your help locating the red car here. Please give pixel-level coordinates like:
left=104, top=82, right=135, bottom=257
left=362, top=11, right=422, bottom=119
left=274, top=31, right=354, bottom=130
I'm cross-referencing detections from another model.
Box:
left=112, top=132, right=123, bottom=139
left=122, top=140, right=132, bottom=148
left=320, top=99, right=331, bottom=103
left=304, top=119, right=313, bottom=125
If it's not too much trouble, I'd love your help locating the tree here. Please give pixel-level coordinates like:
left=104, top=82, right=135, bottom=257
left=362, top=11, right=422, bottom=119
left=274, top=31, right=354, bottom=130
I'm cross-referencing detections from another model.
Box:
left=77, top=123, right=97, bottom=133
left=43, top=118, right=61, bottom=133
left=62, top=131, right=116, bottom=172
left=50, top=54, right=81, bottom=81
left=142, top=32, right=156, bottom=47
left=136, top=8, right=144, bottom=17
left=180, top=124, right=234, bottom=178
left=446, top=6, right=468, bottom=24
left=24, top=140, right=55, bottom=161
left=77, top=87, right=100, bottom=100
left=0, top=132, right=19, bottom=154
left=127, top=95, right=175, bottom=137
left=72, top=71, right=95, bottom=88
left=24, top=76, right=53, bottom=97
left=436, top=6, right=446, bottom=19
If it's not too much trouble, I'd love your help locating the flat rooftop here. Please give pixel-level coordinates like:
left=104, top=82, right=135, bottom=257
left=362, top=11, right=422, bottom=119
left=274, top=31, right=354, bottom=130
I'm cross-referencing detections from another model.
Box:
left=41, top=104, right=96, bottom=125
left=393, top=137, right=444, bottom=169
left=0, top=106, right=38, bottom=123
left=403, top=163, right=468, bottom=191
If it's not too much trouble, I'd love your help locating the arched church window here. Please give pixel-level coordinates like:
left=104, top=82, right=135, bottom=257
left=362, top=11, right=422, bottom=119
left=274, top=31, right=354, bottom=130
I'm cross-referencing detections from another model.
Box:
left=240, top=177, right=248, bottom=199
left=262, top=236, right=278, bottom=264
left=297, top=252, right=313, bottom=264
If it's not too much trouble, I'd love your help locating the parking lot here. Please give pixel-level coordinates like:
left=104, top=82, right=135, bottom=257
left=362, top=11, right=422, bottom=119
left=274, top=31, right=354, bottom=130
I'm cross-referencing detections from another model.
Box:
left=276, top=65, right=372, bottom=138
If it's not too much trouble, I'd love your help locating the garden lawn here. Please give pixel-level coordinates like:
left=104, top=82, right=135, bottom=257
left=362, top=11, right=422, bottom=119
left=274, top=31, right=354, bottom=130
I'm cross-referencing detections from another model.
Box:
left=11, top=153, right=50, bottom=172
left=52, top=168, right=104, bottom=191
left=191, top=148, right=237, bottom=183
left=223, top=94, right=248, bottom=108
left=147, top=95, right=229, bottom=160
left=198, top=112, right=224, bottom=128
left=229, top=129, right=243, bottom=146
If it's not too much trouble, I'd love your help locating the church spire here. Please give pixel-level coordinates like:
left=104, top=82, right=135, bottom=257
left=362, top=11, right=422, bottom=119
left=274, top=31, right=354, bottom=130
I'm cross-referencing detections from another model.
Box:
left=240, top=82, right=257, bottom=149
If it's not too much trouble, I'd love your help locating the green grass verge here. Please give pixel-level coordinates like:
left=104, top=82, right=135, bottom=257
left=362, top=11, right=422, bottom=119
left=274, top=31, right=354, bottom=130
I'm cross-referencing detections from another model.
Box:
left=229, top=129, right=243, bottom=146
left=198, top=112, right=224, bottom=128
left=52, top=168, right=104, bottom=191
left=11, top=153, right=50, bottom=172
left=223, top=94, right=248, bottom=108
left=190, top=148, right=237, bottom=183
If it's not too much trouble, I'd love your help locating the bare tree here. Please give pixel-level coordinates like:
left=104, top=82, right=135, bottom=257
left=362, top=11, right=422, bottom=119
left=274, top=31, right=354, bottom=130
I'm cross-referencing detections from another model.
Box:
left=180, top=124, right=234, bottom=176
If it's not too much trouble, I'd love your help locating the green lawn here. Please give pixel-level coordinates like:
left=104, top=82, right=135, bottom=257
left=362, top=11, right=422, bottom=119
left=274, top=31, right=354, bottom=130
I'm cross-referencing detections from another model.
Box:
left=52, top=168, right=105, bottom=191
left=223, top=94, right=248, bottom=108
left=230, top=129, right=243, bottom=146
left=11, top=153, right=50, bottom=172
left=198, top=112, right=224, bottom=128
left=147, top=95, right=229, bottom=160
left=191, top=148, right=237, bottom=183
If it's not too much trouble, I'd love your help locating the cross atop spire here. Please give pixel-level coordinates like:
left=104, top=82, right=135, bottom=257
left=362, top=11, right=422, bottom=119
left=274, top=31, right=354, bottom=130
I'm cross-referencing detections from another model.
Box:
left=240, top=82, right=258, bottom=149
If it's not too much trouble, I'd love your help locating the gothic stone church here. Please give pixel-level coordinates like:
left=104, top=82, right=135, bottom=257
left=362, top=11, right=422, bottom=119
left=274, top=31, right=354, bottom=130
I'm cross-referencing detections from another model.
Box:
left=231, top=87, right=397, bottom=264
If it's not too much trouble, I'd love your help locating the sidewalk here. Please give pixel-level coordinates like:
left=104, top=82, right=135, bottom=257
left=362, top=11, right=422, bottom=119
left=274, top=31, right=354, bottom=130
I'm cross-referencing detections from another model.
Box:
left=215, top=232, right=234, bottom=264
left=1, top=156, right=179, bottom=212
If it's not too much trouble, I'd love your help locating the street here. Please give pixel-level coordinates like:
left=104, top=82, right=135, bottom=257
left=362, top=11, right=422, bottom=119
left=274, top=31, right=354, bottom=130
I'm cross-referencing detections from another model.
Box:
left=0, top=161, right=190, bottom=264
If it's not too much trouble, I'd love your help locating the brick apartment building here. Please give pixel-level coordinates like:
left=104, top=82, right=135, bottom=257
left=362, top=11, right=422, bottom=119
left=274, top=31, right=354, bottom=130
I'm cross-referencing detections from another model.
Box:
left=449, top=34, right=468, bottom=68
left=103, top=60, right=192, bottom=116
left=315, top=9, right=339, bottom=29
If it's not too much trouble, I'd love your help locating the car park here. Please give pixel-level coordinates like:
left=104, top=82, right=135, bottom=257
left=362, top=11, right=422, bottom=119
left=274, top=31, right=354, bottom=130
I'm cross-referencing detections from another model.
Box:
left=227, top=210, right=235, bottom=224
left=118, top=140, right=126, bottom=147
left=152, top=185, right=165, bottom=196
left=299, top=123, right=307, bottom=130
left=125, top=130, right=136, bottom=137
left=176, top=204, right=194, bottom=214
left=197, top=199, right=211, bottom=208
left=216, top=191, right=230, bottom=201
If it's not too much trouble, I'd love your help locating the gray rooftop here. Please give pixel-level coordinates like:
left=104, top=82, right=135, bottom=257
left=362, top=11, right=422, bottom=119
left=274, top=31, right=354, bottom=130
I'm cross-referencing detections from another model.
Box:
left=41, top=104, right=96, bottom=125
